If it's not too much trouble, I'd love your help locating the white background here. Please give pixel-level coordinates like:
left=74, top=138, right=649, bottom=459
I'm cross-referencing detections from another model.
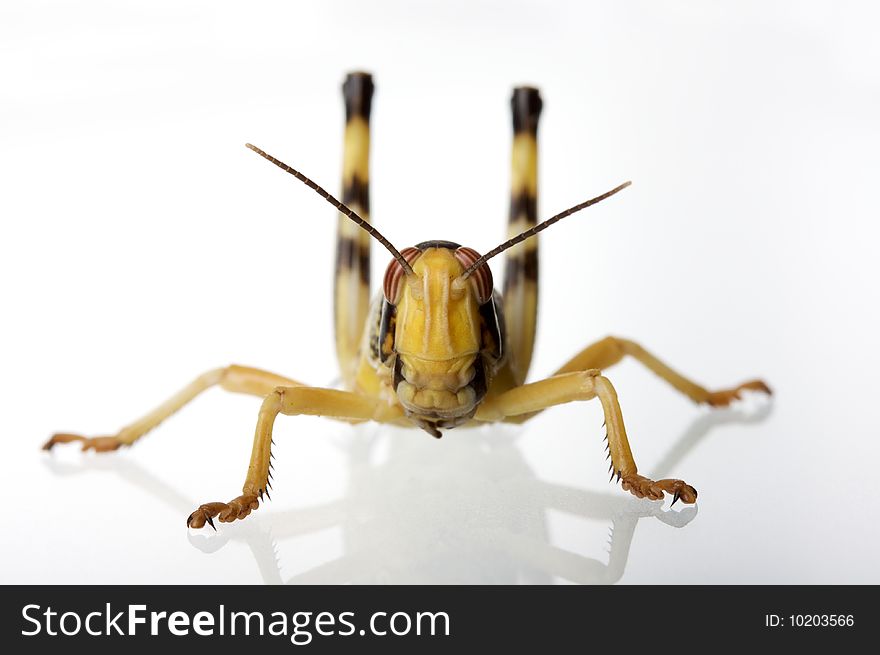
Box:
left=2, top=1, right=878, bottom=584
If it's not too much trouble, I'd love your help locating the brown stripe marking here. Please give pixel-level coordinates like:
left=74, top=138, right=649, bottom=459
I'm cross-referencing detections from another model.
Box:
left=336, top=236, right=371, bottom=285
left=342, top=175, right=370, bottom=212
left=382, top=247, right=422, bottom=303
left=503, top=248, right=538, bottom=289
left=454, top=247, right=494, bottom=304
left=511, top=86, right=542, bottom=135
left=342, top=72, right=374, bottom=122
left=508, top=190, right=537, bottom=224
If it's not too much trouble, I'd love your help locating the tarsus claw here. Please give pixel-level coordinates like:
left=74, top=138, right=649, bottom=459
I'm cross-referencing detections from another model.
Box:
left=187, top=493, right=260, bottom=530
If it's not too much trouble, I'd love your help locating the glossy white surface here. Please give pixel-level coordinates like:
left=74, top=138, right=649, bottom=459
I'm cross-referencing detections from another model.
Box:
left=2, top=1, right=878, bottom=584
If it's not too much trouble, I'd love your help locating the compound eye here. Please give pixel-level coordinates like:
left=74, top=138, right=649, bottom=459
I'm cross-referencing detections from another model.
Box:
left=382, top=247, right=421, bottom=303
left=453, top=247, right=494, bottom=304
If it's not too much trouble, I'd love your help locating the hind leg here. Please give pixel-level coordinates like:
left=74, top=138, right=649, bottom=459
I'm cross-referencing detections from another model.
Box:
left=554, top=336, right=771, bottom=406
left=503, top=86, right=543, bottom=385
left=334, top=72, right=374, bottom=387
left=43, top=365, right=304, bottom=452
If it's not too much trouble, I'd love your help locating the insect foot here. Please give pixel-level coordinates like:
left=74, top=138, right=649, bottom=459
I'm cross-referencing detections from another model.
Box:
left=42, top=433, right=126, bottom=453
left=621, top=474, right=698, bottom=506
left=705, top=379, right=772, bottom=407
left=186, top=494, right=260, bottom=530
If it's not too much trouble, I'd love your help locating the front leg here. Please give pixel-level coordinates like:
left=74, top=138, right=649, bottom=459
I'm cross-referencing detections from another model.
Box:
left=475, top=370, right=697, bottom=505
left=187, top=387, right=402, bottom=529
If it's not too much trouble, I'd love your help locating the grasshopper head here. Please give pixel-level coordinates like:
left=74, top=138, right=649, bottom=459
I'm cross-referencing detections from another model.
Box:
left=381, top=242, right=497, bottom=436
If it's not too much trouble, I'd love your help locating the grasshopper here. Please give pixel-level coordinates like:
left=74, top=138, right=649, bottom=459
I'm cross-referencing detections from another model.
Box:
left=44, top=72, right=770, bottom=530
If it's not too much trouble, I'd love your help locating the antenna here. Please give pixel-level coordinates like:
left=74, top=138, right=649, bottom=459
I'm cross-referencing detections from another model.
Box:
left=245, top=143, right=415, bottom=276
left=460, top=181, right=632, bottom=278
